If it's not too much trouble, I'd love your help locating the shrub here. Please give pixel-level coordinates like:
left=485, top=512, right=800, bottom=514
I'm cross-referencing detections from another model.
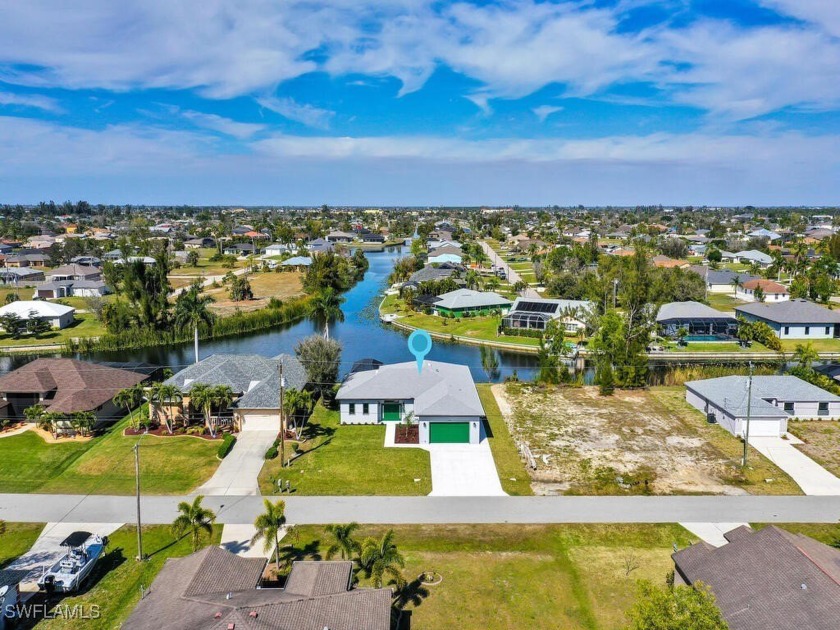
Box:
left=217, top=434, right=237, bottom=459
left=264, top=445, right=278, bottom=460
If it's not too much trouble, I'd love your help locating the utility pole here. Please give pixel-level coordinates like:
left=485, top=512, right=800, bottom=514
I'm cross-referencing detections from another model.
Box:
left=612, top=278, right=619, bottom=309
left=742, top=362, right=754, bottom=467
left=133, top=442, right=144, bottom=561
left=278, top=362, right=286, bottom=471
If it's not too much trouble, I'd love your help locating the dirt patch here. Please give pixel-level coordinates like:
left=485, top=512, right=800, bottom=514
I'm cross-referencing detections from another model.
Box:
left=499, top=384, right=747, bottom=496
left=789, top=421, right=840, bottom=478
left=205, top=271, right=304, bottom=315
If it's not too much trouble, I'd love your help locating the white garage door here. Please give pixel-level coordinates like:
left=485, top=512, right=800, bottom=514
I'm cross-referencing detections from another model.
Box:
left=745, top=418, right=783, bottom=437
left=242, top=414, right=280, bottom=432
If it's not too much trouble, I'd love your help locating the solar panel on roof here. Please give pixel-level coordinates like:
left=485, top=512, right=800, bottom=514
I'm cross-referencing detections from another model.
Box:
left=517, top=301, right=558, bottom=313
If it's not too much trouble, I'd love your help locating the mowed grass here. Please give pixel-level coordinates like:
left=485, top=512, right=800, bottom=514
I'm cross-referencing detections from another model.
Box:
left=779, top=337, right=840, bottom=353
left=651, top=388, right=803, bottom=495
left=0, top=313, right=106, bottom=347
left=476, top=384, right=533, bottom=495
left=705, top=293, right=743, bottom=312
left=0, top=522, right=44, bottom=568
left=40, top=418, right=220, bottom=495
left=788, top=421, right=840, bottom=477
left=0, top=431, right=91, bottom=492
left=289, top=523, right=697, bottom=630
left=259, top=403, right=432, bottom=495
left=37, top=524, right=222, bottom=630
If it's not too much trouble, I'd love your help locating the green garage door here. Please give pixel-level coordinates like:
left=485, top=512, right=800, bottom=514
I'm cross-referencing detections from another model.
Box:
left=430, top=422, right=470, bottom=443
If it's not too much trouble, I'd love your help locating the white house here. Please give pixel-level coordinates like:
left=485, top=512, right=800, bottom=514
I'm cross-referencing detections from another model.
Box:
left=688, top=267, right=758, bottom=294
left=502, top=297, right=592, bottom=333
left=264, top=242, right=291, bottom=256
left=734, top=250, right=773, bottom=267
left=0, top=300, right=75, bottom=329
left=336, top=360, right=486, bottom=444
left=735, top=278, right=789, bottom=302
left=686, top=375, right=840, bottom=438
left=735, top=299, right=840, bottom=339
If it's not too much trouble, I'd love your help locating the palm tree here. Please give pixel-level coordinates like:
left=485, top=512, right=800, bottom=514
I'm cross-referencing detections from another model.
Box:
left=151, top=384, right=183, bottom=434
left=251, top=499, right=286, bottom=571
left=283, top=388, right=312, bottom=439
left=794, top=342, right=819, bottom=369
left=171, top=495, right=216, bottom=551
left=72, top=411, right=95, bottom=437
left=174, top=282, right=216, bottom=364
left=325, top=522, right=361, bottom=560
left=308, top=288, right=345, bottom=339
left=23, top=404, right=45, bottom=425
left=360, top=529, right=406, bottom=588
left=189, top=384, right=234, bottom=438
left=113, top=385, right=144, bottom=429
left=730, top=276, right=742, bottom=295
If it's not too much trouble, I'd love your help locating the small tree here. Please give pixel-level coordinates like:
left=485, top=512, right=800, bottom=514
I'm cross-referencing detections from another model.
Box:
left=171, top=495, right=216, bottom=551
left=794, top=342, right=819, bottom=369
left=626, top=580, right=728, bottom=630
left=360, top=529, right=406, bottom=589
left=295, top=335, right=342, bottom=401
left=151, top=384, right=183, bottom=434
left=113, top=385, right=144, bottom=429
left=325, top=522, right=361, bottom=560
left=72, top=411, right=95, bottom=437
left=251, top=499, right=286, bottom=571
left=186, top=250, right=200, bottom=267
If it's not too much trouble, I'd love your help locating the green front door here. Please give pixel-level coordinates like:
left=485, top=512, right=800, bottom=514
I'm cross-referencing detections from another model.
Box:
left=382, top=403, right=402, bottom=421
left=430, top=422, right=470, bottom=443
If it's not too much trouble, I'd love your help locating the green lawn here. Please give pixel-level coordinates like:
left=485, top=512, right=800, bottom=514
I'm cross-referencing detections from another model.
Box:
left=36, top=524, right=222, bottom=630
left=666, top=341, right=771, bottom=353
left=0, top=313, right=106, bottom=347
left=779, top=337, right=840, bottom=353
left=288, top=523, right=697, bottom=630
left=259, top=403, right=432, bottom=495
left=0, top=522, right=44, bottom=568
left=0, top=414, right=220, bottom=495
left=705, top=293, right=743, bottom=312
left=476, top=384, right=533, bottom=495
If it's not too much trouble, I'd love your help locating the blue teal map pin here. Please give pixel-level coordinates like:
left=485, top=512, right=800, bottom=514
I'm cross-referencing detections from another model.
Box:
left=408, top=329, right=432, bottom=373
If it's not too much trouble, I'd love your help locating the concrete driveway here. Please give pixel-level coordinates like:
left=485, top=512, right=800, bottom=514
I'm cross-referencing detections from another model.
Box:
left=427, top=440, right=507, bottom=496
left=197, top=425, right=278, bottom=496
left=750, top=436, right=840, bottom=495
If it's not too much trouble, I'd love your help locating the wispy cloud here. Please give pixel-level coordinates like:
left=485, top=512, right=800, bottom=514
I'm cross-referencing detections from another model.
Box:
left=532, top=105, right=563, bottom=122
left=256, top=95, right=334, bottom=128
left=181, top=110, right=265, bottom=139
left=0, top=91, right=61, bottom=112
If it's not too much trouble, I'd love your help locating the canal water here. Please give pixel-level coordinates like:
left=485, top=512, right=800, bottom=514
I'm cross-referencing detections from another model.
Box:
left=0, top=247, right=539, bottom=382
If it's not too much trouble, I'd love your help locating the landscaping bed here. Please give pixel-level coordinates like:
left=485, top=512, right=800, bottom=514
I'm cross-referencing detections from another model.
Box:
left=395, top=425, right=419, bottom=444
left=124, top=425, right=224, bottom=440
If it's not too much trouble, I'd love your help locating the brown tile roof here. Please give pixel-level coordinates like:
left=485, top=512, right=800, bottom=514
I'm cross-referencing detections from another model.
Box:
left=0, top=359, right=147, bottom=414
left=742, top=278, right=787, bottom=293
left=673, top=526, right=840, bottom=630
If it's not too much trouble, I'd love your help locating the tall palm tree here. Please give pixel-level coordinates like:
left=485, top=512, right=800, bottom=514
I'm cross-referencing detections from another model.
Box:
left=360, top=529, right=406, bottom=588
left=251, top=499, right=286, bottom=571
left=325, top=522, right=361, bottom=560
left=308, top=288, right=345, bottom=339
left=283, top=388, right=312, bottom=438
left=72, top=411, right=95, bottom=437
left=174, top=282, right=216, bottom=364
left=189, top=384, right=233, bottom=437
left=151, top=384, right=182, bottom=434
left=113, top=385, right=144, bottom=428
left=171, top=495, right=216, bottom=551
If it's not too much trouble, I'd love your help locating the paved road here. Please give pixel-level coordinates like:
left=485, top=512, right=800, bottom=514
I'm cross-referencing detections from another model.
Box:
left=2, top=494, right=840, bottom=525
left=478, top=241, right=541, bottom=298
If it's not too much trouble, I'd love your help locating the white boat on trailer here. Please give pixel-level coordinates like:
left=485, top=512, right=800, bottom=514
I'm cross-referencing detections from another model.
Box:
left=36, top=531, right=107, bottom=593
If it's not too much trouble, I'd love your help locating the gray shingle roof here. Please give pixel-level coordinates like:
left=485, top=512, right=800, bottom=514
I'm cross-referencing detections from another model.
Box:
left=688, top=266, right=759, bottom=287
left=686, top=375, right=840, bottom=417
left=336, top=360, right=485, bottom=417
left=736, top=299, right=840, bottom=325
left=656, top=301, right=737, bottom=322
left=673, top=526, right=840, bottom=630
left=166, top=353, right=307, bottom=409
left=434, top=288, right=511, bottom=310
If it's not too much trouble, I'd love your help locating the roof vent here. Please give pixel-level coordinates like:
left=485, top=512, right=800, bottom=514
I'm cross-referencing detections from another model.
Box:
left=801, top=583, right=808, bottom=590
left=226, top=592, right=233, bottom=600
left=214, top=612, right=222, bottom=619
left=228, top=624, right=236, bottom=630
left=249, top=611, right=258, bottom=618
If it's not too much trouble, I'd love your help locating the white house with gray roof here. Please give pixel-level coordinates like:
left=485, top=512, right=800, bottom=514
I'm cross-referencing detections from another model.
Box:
left=336, top=360, right=486, bottom=444
left=735, top=299, right=840, bottom=339
left=686, top=375, right=840, bottom=437
left=432, top=288, right=511, bottom=317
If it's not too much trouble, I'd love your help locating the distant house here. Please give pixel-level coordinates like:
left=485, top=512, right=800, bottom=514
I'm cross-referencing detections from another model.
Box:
left=361, top=232, right=386, bottom=243
left=282, top=256, right=312, bottom=269
left=223, top=243, right=259, bottom=256
left=688, top=266, right=758, bottom=294
left=336, top=360, right=486, bottom=444
left=160, top=354, right=307, bottom=431
left=673, top=525, right=840, bottom=630
left=405, top=263, right=465, bottom=287
left=747, top=228, right=782, bottom=241
left=46, top=264, right=102, bottom=282
left=70, top=255, right=102, bottom=267
left=0, top=358, right=147, bottom=422
left=735, top=278, right=788, bottom=302
left=502, top=297, right=592, bottom=333
left=656, top=301, right=738, bottom=339
left=264, top=242, right=292, bottom=256
left=183, top=237, right=215, bottom=249
left=0, top=300, right=75, bottom=329
left=35, top=280, right=109, bottom=299
left=427, top=245, right=463, bottom=265
left=432, top=289, right=511, bottom=317
left=326, top=230, right=356, bottom=243
left=652, top=255, right=689, bottom=269
left=123, top=547, right=391, bottom=630
left=736, top=299, right=840, bottom=339
left=0, top=267, right=45, bottom=284
left=307, top=238, right=334, bottom=254
left=734, top=250, right=773, bottom=267
left=686, top=375, right=840, bottom=437
left=3, top=253, right=49, bottom=268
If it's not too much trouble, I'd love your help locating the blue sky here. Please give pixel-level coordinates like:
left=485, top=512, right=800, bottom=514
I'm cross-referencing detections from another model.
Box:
left=0, top=0, right=839, bottom=205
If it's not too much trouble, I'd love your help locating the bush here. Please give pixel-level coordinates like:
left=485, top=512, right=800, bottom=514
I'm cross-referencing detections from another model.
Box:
left=217, top=434, right=237, bottom=459
left=264, top=445, right=278, bottom=460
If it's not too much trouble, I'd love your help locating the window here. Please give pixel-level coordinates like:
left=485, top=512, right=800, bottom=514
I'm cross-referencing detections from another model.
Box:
left=784, top=402, right=794, bottom=413
left=784, top=326, right=789, bottom=335
left=826, top=326, right=831, bottom=335
left=805, top=326, right=810, bottom=335
left=819, top=402, right=829, bottom=416
left=363, top=403, right=369, bottom=415
left=348, top=403, right=355, bottom=415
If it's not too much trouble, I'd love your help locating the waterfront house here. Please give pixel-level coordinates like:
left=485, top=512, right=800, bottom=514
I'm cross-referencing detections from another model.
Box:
left=735, top=299, right=840, bottom=339
left=656, top=301, right=738, bottom=339
left=159, top=353, right=307, bottom=431
left=0, top=358, right=147, bottom=422
left=281, top=256, right=312, bottom=269
left=336, top=360, right=486, bottom=444
left=688, top=266, right=759, bottom=294
left=427, top=245, right=463, bottom=265
left=123, top=547, right=391, bottom=630
left=0, top=300, right=75, bottom=329
left=672, top=526, right=840, bottom=630
left=432, top=288, right=511, bottom=317
left=326, top=230, right=356, bottom=243
left=735, top=278, right=788, bottom=302
left=685, top=375, right=840, bottom=437
left=502, top=297, right=592, bottom=333
left=306, top=238, right=334, bottom=254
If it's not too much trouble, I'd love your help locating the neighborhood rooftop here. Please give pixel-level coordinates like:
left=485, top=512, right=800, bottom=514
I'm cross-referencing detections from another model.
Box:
left=735, top=299, right=840, bottom=324
left=686, top=375, right=840, bottom=417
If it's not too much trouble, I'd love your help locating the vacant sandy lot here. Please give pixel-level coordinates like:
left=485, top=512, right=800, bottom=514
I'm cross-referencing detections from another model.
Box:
left=204, top=271, right=304, bottom=315
left=493, top=384, right=748, bottom=496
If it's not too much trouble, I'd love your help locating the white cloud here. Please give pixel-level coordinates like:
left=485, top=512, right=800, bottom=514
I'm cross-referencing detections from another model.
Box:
left=0, top=91, right=61, bottom=112
left=532, top=105, right=563, bottom=122
left=181, top=110, right=265, bottom=139
left=256, top=96, right=334, bottom=128
left=759, top=1, right=840, bottom=37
